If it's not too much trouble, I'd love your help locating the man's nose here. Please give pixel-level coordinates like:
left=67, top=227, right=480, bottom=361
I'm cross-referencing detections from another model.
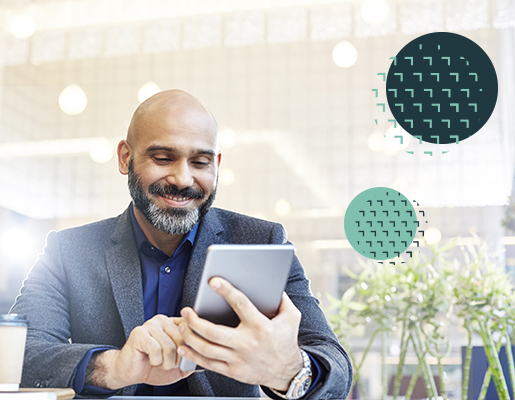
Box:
left=166, top=159, right=194, bottom=188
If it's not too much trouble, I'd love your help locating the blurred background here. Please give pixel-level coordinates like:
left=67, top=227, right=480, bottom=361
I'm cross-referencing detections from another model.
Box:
left=0, top=0, right=514, bottom=397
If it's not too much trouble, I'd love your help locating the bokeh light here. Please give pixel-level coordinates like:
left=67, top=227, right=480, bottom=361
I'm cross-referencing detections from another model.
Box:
left=138, top=81, right=161, bottom=103
left=425, top=227, right=442, bottom=245
left=8, top=14, right=36, bottom=38
left=332, top=41, right=358, bottom=68
left=58, top=85, right=88, bottom=116
left=360, top=0, right=390, bottom=25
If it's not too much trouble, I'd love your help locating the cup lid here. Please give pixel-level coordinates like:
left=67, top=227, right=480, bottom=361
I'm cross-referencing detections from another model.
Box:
left=0, top=314, right=28, bottom=326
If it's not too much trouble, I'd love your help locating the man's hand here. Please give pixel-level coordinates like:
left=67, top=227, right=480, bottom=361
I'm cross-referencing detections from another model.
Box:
left=87, top=315, right=195, bottom=390
left=177, top=277, right=304, bottom=391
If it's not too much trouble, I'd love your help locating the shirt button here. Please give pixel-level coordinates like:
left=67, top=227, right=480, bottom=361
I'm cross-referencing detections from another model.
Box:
left=164, top=266, right=171, bottom=274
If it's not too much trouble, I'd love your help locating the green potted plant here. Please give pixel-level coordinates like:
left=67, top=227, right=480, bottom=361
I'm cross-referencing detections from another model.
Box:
left=454, top=235, right=515, bottom=400
left=324, top=235, right=515, bottom=400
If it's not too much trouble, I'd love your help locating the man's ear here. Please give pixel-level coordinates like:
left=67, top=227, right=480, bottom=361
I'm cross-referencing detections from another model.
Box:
left=216, top=152, right=222, bottom=168
left=117, top=140, right=131, bottom=175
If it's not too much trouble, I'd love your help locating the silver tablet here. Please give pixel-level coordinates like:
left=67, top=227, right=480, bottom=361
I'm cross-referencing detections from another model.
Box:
left=179, top=244, right=295, bottom=371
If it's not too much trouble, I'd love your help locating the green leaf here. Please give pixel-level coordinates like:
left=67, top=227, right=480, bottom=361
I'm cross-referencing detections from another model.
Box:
left=347, top=302, right=368, bottom=311
left=342, top=287, right=356, bottom=302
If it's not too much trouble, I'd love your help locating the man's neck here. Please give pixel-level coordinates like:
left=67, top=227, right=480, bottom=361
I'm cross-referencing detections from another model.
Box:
left=133, top=207, right=186, bottom=257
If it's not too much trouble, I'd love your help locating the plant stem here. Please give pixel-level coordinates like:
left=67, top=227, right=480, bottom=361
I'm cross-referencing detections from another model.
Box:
left=350, top=328, right=380, bottom=396
left=478, top=320, right=510, bottom=400
left=349, top=352, right=369, bottom=400
left=393, top=317, right=410, bottom=400
left=357, top=329, right=380, bottom=371
left=478, top=367, right=492, bottom=400
left=411, top=323, right=439, bottom=399
left=356, top=371, right=368, bottom=400
left=382, top=330, right=387, bottom=400
left=436, top=347, right=447, bottom=399
left=504, top=332, right=515, bottom=400
left=462, top=325, right=473, bottom=400
left=405, top=363, right=422, bottom=400
left=436, top=342, right=447, bottom=399
left=478, top=339, right=502, bottom=400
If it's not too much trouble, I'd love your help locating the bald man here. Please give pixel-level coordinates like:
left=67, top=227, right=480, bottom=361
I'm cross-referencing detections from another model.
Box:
left=11, top=90, right=352, bottom=399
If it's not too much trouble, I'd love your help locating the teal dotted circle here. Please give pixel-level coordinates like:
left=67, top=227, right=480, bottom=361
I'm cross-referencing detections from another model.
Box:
left=344, top=187, right=418, bottom=260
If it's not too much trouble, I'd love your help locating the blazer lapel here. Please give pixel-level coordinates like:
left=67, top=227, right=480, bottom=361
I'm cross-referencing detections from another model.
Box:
left=105, top=208, right=145, bottom=340
left=182, top=208, right=227, bottom=309
left=182, top=208, right=228, bottom=396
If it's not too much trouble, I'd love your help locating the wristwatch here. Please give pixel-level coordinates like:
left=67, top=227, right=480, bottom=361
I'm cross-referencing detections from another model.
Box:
left=269, top=349, right=313, bottom=399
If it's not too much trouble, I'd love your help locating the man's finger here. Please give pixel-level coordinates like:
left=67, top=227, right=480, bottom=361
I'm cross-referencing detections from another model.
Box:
left=132, top=326, right=163, bottom=367
left=161, top=320, right=185, bottom=367
left=146, top=325, right=178, bottom=370
left=171, top=317, right=185, bottom=326
left=208, top=277, right=266, bottom=324
left=177, top=344, right=230, bottom=378
left=178, top=321, right=232, bottom=362
left=274, top=292, right=302, bottom=324
left=179, top=307, right=234, bottom=348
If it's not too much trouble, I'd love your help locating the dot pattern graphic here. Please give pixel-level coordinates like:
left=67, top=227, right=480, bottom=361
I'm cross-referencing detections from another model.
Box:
left=344, top=187, right=418, bottom=260
left=386, top=32, right=498, bottom=144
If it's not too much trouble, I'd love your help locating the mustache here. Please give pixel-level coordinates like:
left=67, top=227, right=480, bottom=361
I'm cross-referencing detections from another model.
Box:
left=148, top=182, right=205, bottom=200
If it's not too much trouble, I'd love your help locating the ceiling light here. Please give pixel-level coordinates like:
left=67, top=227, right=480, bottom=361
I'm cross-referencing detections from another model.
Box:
left=8, top=14, right=36, bottom=39
left=384, top=124, right=411, bottom=152
left=332, top=40, right=358, bottom=68
left=367, top=130, right=385, bottom=152
left=360, top=0, right=390, bottom=25
left=138, top=81, right=161, bottom=103
left=425, top=227, right=442, bottom=245
left=59, top=84, right=88, bottom=116
left=89, top=138, right=113, bottom=163
left=220, top=128, right=237, bottom=148
left=219, top=168, right=235, bottom=186
left=1, top=228, right=32, bottom=260
left=275, top=199, right=292, bottom=216
left=382, top=146, right=398, bottom=157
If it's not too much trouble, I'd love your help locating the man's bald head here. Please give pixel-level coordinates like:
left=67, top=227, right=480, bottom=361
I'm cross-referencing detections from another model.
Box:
left=117, top=89, right=222, bottom=240
left=127, top=89, right=218, bottom=148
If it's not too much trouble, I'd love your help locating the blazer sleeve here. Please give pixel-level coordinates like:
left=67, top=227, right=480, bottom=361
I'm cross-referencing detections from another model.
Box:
left=268, top=223, right=353, bottom=400
left=9, top=231, right=117, bottom=391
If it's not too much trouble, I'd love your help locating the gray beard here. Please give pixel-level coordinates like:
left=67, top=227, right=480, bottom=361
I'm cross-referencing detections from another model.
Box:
left=141, top=200, right=200, bottom=235
left=128, top=159, right=216, bottom=235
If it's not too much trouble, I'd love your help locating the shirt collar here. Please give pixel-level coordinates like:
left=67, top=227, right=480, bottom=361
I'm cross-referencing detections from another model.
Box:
left=129, top=203, right=199, bottom=257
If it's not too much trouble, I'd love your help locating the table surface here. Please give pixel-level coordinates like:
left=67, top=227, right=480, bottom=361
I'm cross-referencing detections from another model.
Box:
left=108, top=397, right=269, bottom=400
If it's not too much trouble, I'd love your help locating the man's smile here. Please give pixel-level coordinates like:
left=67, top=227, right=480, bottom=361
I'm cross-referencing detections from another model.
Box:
left=159, top=193, right=196, bottom=208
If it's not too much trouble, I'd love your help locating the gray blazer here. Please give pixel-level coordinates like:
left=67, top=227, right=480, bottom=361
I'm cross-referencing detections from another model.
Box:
left=11, top=207, right=352, bottom=399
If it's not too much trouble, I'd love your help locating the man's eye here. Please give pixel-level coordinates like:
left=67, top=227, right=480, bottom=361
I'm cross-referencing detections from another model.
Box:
left=193, top=161, right=209, bottom=166
left=154, top=157, right=171, bottom=162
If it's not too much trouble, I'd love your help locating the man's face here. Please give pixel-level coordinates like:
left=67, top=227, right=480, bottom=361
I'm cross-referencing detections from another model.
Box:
left=123, top=98, right=221, bottom=235
left=128, top=158, right=218, bottom=234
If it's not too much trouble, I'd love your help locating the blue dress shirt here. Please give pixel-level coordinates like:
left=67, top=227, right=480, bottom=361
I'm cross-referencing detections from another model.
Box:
left=73, top=203, right=323, bottom=397
left=130, top=204, right=198, bottom=396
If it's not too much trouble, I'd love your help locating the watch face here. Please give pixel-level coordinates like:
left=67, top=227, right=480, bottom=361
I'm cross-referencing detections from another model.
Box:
left=294, top=376, right=312, bottom=398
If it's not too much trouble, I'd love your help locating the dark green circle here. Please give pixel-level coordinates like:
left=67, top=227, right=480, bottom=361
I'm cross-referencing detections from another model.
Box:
left=344, top=187, right=417, bottom=260
left=386, top=32, right=498, bottom=144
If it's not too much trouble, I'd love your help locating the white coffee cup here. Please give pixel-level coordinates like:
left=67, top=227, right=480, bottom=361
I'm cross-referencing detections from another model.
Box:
left=0, top=314, right=28, bottom=391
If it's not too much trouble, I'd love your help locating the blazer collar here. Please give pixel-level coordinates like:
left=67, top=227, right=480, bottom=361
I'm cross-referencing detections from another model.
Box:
left=105, top=207, right=145, bottom=340
left=182, top=208, right=227, bottom=309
